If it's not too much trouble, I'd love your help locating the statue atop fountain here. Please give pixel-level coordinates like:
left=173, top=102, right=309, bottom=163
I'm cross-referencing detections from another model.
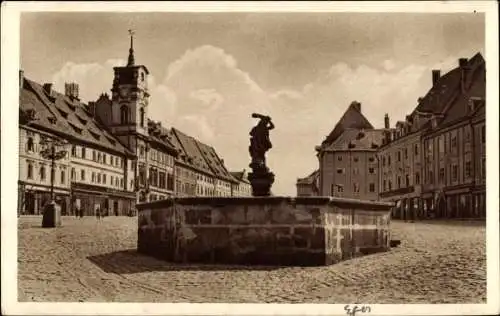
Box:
left=248, top=113, right=275, bottom=196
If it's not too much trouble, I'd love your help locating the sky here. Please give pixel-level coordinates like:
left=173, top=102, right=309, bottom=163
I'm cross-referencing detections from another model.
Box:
left=20, top=12, right=485, bottom=196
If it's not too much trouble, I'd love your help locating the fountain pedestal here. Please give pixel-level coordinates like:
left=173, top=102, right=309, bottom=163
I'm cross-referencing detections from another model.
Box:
left=248, top=162, right=274, bottom=197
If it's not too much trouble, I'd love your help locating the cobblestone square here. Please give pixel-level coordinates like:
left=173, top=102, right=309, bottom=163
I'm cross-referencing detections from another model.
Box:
left=18, top=216, right=486, bottom=303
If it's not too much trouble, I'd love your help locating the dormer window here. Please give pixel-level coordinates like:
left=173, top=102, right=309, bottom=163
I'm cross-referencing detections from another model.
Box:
left=48, top=117, right=57, bottom=124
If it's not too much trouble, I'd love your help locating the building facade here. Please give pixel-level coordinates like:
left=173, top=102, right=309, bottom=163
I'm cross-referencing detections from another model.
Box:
left=421, top=54, right=486, bottom=219
left=230, top=170, right=252, bottom=197
left=296, top=170, right=319, bottom=197
left=313, top=102, right=383, bottom=200
left=18, top=73, right=136, bottom=216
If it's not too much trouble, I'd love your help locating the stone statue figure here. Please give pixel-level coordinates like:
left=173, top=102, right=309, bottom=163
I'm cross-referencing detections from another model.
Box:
left=248, top=113, right=275, bottom=197
left=249, top=113, right=275, bottom=168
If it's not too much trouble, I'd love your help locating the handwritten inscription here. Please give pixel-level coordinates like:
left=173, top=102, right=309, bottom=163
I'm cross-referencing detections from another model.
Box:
left=344, top=305, right=371, bottom=316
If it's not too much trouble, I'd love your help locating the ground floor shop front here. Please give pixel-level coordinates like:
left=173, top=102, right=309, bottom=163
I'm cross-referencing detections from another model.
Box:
left=17, top=182, right=136, bottom=217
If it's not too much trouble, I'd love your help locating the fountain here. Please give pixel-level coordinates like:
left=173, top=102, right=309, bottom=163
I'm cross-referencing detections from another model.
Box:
left=136, top=114, right=394, bottom=266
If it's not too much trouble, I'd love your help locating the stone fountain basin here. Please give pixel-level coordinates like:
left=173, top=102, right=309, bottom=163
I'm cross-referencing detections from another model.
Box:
left=136, top=196, right=394, bottom=266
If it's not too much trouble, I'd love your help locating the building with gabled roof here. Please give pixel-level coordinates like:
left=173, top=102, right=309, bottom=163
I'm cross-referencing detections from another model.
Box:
left=296, top=169, right=319, bottom=197
left=230, top=169, right=252, bottom=197
left=311, top=101, right=382, bottom=200
left=378, top=52, right=486, bottom=220
left=18, top=72, right=137, bottom=217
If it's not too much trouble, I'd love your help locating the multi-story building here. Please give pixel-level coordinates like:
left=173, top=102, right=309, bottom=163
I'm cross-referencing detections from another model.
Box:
left=18, top=72, right=136, bottom=216
left=314, top=101, right=383, bottom=200
left=230, top=169, right=252, bottom=197
left=296, top=170, right=319, bottom=197
left=421, top=53, right=486, bottom=219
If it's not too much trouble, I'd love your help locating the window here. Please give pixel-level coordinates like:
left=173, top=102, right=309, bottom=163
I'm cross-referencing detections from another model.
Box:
left=120, top=105, right=129, bottom=124
left=140, top=107, right=145, bottom=127
left=71, top=168, right=76, bottom=180
left=452, top=165, right=458, bottom=182
left=369, top=167, right=375, bottom=174
left=60, top=170, right=65, bottom=184
left=81, top=170, right=85, bottom=181
left=465, top=161, right=472, bottom=178
left=353, top=183, right=360, bottom=193
left=159, top=172, right=166, bottom=189
left=120, top=178, right=124, bottom=188
left=140, top=146, right=145, bottom=158
left=383, top=180, right=386, bottom=191
left=429, top=170, right=434, bottom=184
left=397, top=176, right=401, bottom=188
left=82, top=147, right=86, bottom=159
left=92, top=150, right=96, bottom=161
left=368, top=157, right=375, bottom=163
left=414, top=144, right=419, bottom=156
left=439, top=136, right=445, bottom=153
left=103, top=174, right=107, bottom=184
left=110, top=176, right=114, bottom=185
left=336, top=168, right=344, bottom=174
left=382, top=156, right=386, bottom=166
left=388, top=180, right=392, bottom=190
left=27, top=162, right=33, bottom=179
left=27, top=137, right=34, bottom=152
left=115, top=177, right=119, bottom=187
left=353, top=157, right=359, bottom=162
left=439, top=167, right=445, bottom=183
left=369, top=183, right=375, bottom=192
left=451, top=136, right=457, bottom=150
left=481, top=125, right=486, bottom=143
left=167, top=173, right=174, bottom=191
left=388, top=155, right=391, bottom=166
left=397, top=151, right=401, bottom=161
left=405, top=174, right=410, bottom=187
left=337, top=185, right=344, bottom=193
left=97, top=153, right=101, bottom=163
left=337, top=156, right=342, bottom=161
left=103, top=154, right=107, bottom=164
left=40, top=166, right=46, bottom=181
left=415, top=172, right=420, bottom=185
left=110, top=156, right=114, bottom=166
left=71, top=145, right=77, bottom=157
left=404, top=148, right=408, bottom=159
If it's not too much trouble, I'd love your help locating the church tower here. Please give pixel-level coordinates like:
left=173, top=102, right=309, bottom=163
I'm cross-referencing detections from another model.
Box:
left=109, top=30, right=150, bottom=148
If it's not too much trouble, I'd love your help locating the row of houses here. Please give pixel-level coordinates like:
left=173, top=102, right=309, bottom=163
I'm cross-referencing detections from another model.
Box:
left=18, top=38, right=251, bottom=217
left=297, top=52, right=486, bottom=220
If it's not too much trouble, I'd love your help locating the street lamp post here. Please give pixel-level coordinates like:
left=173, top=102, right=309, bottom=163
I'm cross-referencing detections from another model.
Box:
left=39, top=137, right=68, bottom=228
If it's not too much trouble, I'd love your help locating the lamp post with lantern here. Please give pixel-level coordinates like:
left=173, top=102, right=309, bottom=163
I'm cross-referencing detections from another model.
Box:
left=39, top=137, right=68, bottom=227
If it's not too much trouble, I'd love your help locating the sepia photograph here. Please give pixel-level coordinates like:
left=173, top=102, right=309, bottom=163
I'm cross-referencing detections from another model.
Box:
left=1, top=1, right=499, bottom=315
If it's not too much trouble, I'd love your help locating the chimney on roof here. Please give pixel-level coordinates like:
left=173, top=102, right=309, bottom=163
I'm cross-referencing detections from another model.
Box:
left=459, top=58, right=471, bottom=93
left=43, top=83, right=53, bottom=95
left=19, top=70, right=24, bottom=89
left=384, top=113, right=390, bottom=129
left=65, top=83, right=79, bottom=100
left=350, top=101, right=361, bottom=112
left=432, top=69, right=441, bottom=87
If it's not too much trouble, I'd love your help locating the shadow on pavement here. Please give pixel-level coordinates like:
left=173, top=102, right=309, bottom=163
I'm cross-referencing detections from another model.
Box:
left=87, top=249, right=283, bottom=274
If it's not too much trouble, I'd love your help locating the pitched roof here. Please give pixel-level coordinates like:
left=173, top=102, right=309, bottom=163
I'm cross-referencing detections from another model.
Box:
left=147, top=119, right=179, bottom=156
left=194, top=139, right=236, bottom=183
left=230, top=170, right=250, bottom=184
left=170, top=128, right=213, bottom=175
left=325, top=128, right=385, bottom=152
left=297, top=169, right=319, bottom=185
left=20, top=78, right=133, bottom=156
left=320, top=101, right=374, bottom=147
left=438, top=54, right=486, bottom=126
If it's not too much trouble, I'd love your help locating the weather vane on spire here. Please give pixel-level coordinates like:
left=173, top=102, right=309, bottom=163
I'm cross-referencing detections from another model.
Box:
left=127, top=29, right=135, bottom=67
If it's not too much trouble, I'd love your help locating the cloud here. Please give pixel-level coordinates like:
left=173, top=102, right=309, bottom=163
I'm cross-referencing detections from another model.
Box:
left=49, top=46, right=473, bottom=196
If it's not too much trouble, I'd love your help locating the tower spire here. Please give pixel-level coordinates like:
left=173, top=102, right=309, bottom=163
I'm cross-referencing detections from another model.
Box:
left=127, top=29, right=135, bottom=66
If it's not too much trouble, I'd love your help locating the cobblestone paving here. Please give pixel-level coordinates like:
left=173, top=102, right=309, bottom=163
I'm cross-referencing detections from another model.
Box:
left=18, top=216, right=486, bottom=303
